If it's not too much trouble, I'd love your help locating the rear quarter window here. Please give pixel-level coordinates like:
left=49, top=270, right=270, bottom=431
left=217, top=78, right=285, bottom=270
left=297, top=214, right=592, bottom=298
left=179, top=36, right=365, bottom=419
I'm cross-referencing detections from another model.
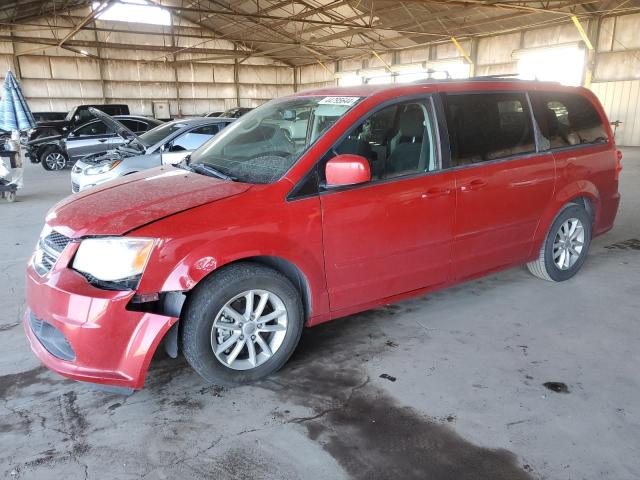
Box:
left=531, top=92, right=608, bottom=149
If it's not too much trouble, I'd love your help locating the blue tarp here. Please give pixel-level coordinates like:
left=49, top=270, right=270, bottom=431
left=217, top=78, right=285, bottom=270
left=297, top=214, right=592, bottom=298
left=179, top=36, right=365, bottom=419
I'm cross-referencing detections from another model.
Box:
left=0, top=70, right=36, bottom=132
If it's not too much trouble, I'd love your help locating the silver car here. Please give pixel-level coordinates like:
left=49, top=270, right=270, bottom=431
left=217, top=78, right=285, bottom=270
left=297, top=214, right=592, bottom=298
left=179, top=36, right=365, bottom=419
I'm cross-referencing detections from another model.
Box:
left=71, top=112, right=233, bottom=193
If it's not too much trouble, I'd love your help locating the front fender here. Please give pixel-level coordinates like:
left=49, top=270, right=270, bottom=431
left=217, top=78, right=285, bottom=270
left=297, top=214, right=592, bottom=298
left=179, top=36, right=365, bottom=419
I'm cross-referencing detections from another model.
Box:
left=133, top=190, right=329, bottom=320
left=159, top=231, right=321, bottom=290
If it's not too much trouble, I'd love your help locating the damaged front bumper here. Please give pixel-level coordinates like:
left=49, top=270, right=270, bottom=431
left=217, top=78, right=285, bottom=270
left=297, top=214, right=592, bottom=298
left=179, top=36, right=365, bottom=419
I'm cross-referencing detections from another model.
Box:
left=24, top=257, right=178, bottom=390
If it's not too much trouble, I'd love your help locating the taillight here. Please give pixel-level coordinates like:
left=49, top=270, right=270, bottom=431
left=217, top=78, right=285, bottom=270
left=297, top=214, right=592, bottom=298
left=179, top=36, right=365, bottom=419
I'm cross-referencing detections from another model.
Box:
left=615, top=149, right=623, bottom=181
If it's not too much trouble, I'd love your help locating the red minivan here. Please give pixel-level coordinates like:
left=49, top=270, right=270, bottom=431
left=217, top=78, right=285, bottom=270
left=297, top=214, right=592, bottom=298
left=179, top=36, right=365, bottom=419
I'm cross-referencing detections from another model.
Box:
left=25, top=80, right=622, bottom=390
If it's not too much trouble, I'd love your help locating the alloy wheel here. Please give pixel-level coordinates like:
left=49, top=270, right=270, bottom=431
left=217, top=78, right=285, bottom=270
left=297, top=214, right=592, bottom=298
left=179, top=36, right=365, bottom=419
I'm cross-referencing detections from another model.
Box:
left=553, top=217, right=585, bottom=270
left=45, top=152, right=66, bottom=170
left=211, top=289, right=288, bottom=371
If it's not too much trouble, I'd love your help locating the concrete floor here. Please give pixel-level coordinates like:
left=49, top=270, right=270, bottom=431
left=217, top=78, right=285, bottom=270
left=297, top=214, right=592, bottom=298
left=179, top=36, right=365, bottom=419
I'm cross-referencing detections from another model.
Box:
left=1, top=150, right=639, bottom=480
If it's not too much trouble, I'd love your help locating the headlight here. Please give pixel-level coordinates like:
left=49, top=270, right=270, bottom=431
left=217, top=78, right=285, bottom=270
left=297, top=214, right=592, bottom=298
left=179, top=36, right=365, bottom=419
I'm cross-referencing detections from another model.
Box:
left=85, top=160, right=121, bottom=175
left=72, top=237, right=155, bottom=290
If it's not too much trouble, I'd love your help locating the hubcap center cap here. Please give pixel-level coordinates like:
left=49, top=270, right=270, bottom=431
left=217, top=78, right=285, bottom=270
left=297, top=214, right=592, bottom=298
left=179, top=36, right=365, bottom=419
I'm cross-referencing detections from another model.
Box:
left=243, top=323, right=256, bottom=336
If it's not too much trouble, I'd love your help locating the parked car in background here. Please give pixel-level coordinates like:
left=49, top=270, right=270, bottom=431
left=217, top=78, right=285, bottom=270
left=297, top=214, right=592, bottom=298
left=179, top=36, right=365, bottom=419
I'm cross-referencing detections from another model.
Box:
left=25, top=80, right=621, bottom=390
left=204, top=111, right=222, bottom=117
left=25, top=104, right=130, bottom=142
left=32, top=112, right=67, bottom=122
left=26, top=115, right=162, bottom=171
left=220, top=107, right=253, bottom=118
left=71, top=112, right=233, bottom=192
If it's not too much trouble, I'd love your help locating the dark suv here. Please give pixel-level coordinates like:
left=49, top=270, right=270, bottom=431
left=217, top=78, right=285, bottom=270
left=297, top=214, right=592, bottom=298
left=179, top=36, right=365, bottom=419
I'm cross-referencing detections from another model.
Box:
left=26, top=104, right=130, bottom=142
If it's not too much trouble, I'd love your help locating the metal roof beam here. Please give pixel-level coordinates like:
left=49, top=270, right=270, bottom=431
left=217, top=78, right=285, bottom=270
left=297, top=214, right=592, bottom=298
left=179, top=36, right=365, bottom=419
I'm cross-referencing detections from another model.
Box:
left=2, top=34, right=255, bottom=57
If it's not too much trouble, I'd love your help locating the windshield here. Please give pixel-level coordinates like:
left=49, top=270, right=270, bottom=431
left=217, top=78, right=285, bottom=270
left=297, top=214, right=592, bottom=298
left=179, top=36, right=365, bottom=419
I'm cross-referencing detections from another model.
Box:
left=138, top=121, right=189, bottom=147
left=189, top=96, right=361, bottom=183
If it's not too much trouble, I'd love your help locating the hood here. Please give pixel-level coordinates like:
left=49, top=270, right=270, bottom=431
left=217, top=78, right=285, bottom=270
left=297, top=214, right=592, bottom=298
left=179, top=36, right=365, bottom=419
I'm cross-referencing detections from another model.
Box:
left=47, top=166, right=251, bottom=237
left=88, top=107, right=143, bottom=146
left=34, top=119, right=69, bottom=129
left=27, top=134, right=63, bottom=146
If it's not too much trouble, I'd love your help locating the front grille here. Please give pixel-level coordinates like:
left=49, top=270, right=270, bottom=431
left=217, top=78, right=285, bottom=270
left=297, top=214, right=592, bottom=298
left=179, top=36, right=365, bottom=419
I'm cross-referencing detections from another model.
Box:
left=71, top=181, right=80, bottom=193
left=43, top=231, right=71, bottom=253
left=29, top=311, right=76, bottom=361
left=34, top=230, right=72, bottom=276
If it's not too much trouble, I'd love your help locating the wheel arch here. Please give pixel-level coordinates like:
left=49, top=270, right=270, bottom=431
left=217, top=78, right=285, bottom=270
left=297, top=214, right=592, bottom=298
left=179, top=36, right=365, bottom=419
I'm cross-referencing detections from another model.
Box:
left=247, top=256, right=312, bottom=323
left=180, top=255, right=314, bottom=324
left=570, top=195, right=595, bottom=223
left=531, top=182, right=600, bottom=258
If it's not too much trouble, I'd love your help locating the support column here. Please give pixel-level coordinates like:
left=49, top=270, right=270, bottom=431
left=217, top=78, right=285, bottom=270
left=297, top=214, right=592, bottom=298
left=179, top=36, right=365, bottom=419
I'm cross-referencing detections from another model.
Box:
left=468, top=38, right=478, bottom=77
left=91, top=21, right=107, bottom=103
left=585, top=17, right=601, bottom=88
left=451, top=36, right=474, bottom=77
left=9, top=30, right=22, bottom=79
left=169, top=13, right=181, bottom=117
left=571, top=15, right=595, bottom=87
left=234, top=46, right=241, bottom=108
left=293, top=66, right=298, bottom=93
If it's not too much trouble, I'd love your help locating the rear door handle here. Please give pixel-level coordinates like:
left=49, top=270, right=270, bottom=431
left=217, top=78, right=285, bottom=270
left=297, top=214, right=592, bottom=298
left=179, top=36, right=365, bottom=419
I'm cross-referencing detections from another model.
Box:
left=460, top=179, right=487, bottom=192
left=98, top=139, right=107, bottom=143
left=421, top=187, right=452, bottom=199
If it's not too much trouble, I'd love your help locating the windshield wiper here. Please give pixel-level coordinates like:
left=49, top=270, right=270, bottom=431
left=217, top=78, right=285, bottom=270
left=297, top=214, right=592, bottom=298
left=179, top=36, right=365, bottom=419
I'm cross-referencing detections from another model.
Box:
left=173, top=162, right=192, bottom=171
left=190, top=163, right=237, bottom=181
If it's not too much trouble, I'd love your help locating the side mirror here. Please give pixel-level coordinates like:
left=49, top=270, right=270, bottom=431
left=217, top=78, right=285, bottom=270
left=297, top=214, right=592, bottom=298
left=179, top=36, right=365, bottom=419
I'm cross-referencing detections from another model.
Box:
left=325, top=154, right=371, bottom=187
left=161, top=150, right=190, bottom=165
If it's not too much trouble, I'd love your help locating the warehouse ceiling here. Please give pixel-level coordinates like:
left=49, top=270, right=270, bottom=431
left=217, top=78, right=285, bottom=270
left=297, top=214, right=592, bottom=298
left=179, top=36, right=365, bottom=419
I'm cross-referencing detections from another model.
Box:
left=1, top=0, right=639, bottom=66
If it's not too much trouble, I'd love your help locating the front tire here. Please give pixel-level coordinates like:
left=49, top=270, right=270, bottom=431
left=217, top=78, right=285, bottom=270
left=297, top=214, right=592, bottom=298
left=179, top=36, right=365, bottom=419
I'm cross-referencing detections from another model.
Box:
left=40, top=147, right=68, bottom=171
left=181, top=263, right=304, bottom=386
left=527, top=203, right=592, bottom=282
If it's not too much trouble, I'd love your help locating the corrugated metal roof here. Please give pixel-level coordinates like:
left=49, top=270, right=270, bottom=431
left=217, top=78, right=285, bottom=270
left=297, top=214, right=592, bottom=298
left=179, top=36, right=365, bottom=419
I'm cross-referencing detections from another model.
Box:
left=2, top=0, right=639, bottom=66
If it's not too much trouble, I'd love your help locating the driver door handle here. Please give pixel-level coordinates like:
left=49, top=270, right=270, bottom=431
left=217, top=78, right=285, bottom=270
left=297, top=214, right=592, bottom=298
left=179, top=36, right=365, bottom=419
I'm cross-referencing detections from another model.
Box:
left=98, top=139, right=107, bottom=143
left=422, top=187, right=452, bottom=199
left=460, top=179, right=487, bottom=192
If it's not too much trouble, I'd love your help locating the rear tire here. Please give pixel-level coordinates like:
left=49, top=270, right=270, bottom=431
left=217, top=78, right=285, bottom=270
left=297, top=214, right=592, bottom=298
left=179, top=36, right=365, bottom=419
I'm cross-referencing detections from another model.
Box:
left=181, top=263, right=304, bottom=386
left=527, top=203, right=592, bottom=282
left=40, top=147, right=68, bottom=171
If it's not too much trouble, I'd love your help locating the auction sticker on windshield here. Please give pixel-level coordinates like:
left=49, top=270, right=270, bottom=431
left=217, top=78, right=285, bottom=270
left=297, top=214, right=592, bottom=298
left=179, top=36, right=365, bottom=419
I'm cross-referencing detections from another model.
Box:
left=318, top=96, right=360, bottom=106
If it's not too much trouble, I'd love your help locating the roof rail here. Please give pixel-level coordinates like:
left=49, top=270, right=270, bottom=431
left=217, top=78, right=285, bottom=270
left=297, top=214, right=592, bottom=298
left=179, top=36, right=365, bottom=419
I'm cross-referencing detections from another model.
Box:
left=409, top=74, right=561, bottom=85
left=469, top=74, right=561, bottom=84
left=471, top=73, right=521, bottom=79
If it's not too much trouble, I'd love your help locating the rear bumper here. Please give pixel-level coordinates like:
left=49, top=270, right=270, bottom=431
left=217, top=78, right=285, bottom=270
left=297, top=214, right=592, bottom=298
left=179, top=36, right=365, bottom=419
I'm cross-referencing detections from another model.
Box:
left=24, top=147, right=38, bottom=163
left=594, top=191, right=621, bottom=237
left=25, top=261, right=177, bottom=389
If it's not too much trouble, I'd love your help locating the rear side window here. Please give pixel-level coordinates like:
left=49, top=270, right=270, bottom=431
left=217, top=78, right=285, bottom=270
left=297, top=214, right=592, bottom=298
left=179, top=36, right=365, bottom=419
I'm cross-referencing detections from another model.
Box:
left=119, top=119, right=146, bottom=133
left=170, top=125, right=220, bottom=151
left=74, top=121, right=109, bottom=136
left=531, top=92, right=608, bottom=149
left=443, top=92, right=535, bottom=167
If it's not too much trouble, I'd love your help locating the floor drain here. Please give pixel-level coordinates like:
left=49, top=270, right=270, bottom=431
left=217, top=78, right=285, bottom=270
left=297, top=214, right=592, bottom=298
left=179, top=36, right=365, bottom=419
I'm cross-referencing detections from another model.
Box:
left=543, top=382, right=569, bottom=393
